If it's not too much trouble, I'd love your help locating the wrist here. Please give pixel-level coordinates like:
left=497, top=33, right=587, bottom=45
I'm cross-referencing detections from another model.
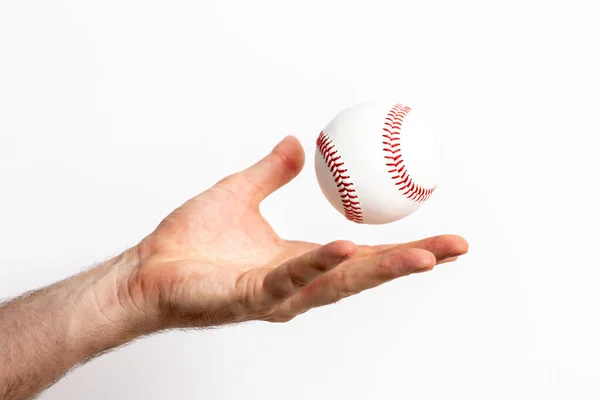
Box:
left=68, top=247, right=159, bottom=359
left=0, top=247, right=160, bottom=399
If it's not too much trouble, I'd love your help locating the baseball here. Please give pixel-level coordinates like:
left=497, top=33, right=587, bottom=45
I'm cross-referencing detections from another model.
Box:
left=315, top=101, right=439, bottom=224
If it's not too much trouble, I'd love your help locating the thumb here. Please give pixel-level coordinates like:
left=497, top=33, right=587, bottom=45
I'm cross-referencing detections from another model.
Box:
left=229, top=136, right=305, bottom=204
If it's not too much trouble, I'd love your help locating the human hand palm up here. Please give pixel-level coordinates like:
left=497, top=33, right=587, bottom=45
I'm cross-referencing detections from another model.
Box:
left=130, top=136, right=468, bottom=328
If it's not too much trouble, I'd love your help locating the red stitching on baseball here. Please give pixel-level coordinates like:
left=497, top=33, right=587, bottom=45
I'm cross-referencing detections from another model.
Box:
left=317, top=131, right=363, bottom=223
left=383, top=104, right=436, bottom=202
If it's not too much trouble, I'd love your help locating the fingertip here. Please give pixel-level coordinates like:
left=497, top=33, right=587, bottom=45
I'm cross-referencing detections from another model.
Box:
left=407, top=234, right=469, bottom=263
left=443, top=234, right=469, bottom=256
left=276, top=135, right=302, bottom=149
left=410, top=251, right=437, bottom=273
left=335, top=240, right=358, bottom=258
left=388, top=248, right=436, bottom=273
left=272, top=135, right=305, bottom=175
left=324, top=240, right=358, bottom=260
left=456, top=236, right=469, bottom=255
left=412, top=248, right=437, bottom=268
left=236, top=136, right=306, bottom=204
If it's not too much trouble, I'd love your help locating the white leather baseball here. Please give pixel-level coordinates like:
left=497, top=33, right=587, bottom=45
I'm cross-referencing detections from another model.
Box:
left=315, top=101, right=439, bottom=224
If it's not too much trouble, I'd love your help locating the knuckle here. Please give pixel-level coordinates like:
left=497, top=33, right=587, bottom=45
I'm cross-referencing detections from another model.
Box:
left=214, top=173, right=239, bottom=190
left=313, top=259, right=330, bottom=273
left=336, top=269, right=359, bottom=299
left=377, top=254, right=398, bottom=278
left=288, top=269, right=310, bottom=288
left=377, top=253, right=393, bottom=270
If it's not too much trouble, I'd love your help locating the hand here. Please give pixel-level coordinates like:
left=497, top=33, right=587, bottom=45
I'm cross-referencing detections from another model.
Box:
left=124, top=136, right=468, bottom=329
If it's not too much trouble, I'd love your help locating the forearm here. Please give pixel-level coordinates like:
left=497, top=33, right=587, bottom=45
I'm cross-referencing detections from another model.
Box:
left=0, top=249, right=145, bottom=400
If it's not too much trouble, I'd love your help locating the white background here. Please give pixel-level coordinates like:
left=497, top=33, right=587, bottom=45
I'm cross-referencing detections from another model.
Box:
left=1, top=0, right=599, bottom=398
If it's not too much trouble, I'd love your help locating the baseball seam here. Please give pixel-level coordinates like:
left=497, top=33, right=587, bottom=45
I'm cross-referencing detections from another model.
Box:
left=383, top=104, right=436, bottom=202
left=316, top=130, right=363, bottom=223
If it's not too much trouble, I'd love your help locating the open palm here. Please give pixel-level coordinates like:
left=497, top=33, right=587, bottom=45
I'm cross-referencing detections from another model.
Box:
left=131, top=136, right=468, bottom=328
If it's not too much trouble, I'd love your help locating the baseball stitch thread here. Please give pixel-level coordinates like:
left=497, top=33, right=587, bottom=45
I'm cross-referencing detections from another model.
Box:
left=316, top=131, right=363, bottom=223
left=383, top=104, right=436, bottom=202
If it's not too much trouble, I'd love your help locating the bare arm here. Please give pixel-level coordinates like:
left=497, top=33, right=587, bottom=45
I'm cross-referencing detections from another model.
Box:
left=0, top=137, right=468, bottom=400
left=0, top=250, right=144, bottom=400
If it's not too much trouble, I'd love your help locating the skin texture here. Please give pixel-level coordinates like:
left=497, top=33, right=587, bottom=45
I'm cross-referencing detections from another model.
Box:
left=0, top=136, right=468, bottom=400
